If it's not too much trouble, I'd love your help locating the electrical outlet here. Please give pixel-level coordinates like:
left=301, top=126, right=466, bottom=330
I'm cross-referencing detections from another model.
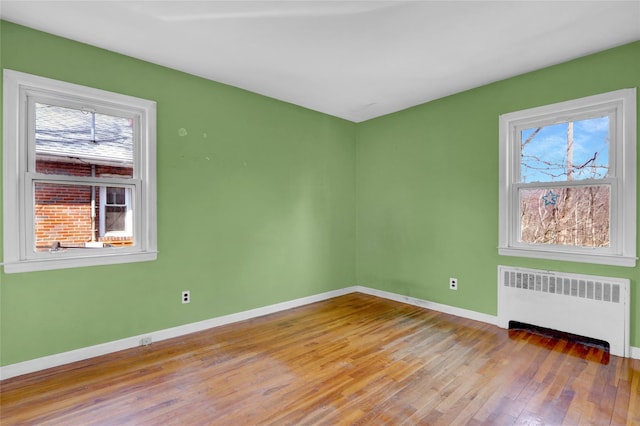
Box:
left=449, top=277, right=458, bottom=290
left=182, top=290, right=190, bottom=304
left=139, top=336, right=152, bottom=346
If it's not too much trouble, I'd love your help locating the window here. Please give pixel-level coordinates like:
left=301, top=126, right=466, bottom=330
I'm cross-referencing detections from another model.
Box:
left=3, top=70, right=157, bottom=273
left=101, top=186, right=132, bottom=237
left=499, top=89, right=636, bottom=267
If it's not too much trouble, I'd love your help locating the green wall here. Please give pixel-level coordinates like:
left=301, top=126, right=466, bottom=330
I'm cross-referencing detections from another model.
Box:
left=356, top=41, right=640, bottom=345
left=0, top=21, right=356, bottom=366
left=1, top=20, right=639, bottom=367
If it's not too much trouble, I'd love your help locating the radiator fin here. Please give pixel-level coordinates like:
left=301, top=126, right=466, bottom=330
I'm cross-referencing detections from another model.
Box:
left=503, top=269, right=621, bottom=304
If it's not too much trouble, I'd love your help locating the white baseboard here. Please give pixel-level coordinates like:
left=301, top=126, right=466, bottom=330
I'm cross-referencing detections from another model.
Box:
left=0, top=286, right=357, bottom=381
left=1, top=285, right=637, bottom=380
left=354, top=286, right=499, bottom=326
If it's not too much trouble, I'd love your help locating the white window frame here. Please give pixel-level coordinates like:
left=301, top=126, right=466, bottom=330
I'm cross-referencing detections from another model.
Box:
left=498, top=88, right=636, bottom=267
left=2, top=69, right=157, bottom=273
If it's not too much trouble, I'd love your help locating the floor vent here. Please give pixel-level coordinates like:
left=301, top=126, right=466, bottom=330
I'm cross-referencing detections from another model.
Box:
left=498, top=266, right=629, bottom=357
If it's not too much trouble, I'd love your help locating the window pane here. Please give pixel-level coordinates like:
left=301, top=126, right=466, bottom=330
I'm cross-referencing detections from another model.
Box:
left=35, top=103, right=134, bottom=178
left=34, top=182, right=134, bottom=251
left=105, top=206, right=126, bottom=232
left=105, top=186, right=128, bottom=234
left=519, top=186, right=610, bottom=247
left=106, top=187, right=126, bottom=205
left=520, top=116, right=609, bottom=183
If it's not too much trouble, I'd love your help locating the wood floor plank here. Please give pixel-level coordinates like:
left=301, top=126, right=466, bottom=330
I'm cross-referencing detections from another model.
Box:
left=1, top=293, right=639, bottom=425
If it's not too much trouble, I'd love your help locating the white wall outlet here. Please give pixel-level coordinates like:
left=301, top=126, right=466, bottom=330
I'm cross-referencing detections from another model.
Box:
left=449, top=278, right=458, bottom=290
left=139, top=336, right=152, bottom=346
left=182, top=290, right=190, bottom=304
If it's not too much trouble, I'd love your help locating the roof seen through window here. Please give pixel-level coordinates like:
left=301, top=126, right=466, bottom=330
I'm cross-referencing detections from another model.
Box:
left=35, top=103, right=133, bottom=167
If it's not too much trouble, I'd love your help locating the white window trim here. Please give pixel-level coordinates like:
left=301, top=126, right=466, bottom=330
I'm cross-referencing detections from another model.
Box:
left=498, top=88, right=636, bottom=267
left=2, top=69, right=157, bottom=273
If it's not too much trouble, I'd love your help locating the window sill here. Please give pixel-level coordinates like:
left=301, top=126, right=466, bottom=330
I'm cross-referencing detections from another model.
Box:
left=498, top=247, right=636, bottom=267
left=2, top=251, right=157, bottom=274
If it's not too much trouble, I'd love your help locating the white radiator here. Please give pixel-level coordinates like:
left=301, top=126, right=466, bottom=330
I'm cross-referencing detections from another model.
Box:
left=497, top=266, right=630, bottom=357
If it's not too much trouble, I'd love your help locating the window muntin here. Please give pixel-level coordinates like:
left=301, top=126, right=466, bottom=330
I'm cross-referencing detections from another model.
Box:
left=499, top=89, right=636, bottom=267
left=3, top=70, right=157, bottom=273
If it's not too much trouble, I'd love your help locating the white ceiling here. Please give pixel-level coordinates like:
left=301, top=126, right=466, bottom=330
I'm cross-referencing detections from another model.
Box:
left=2, top=1, right=639, bottom=122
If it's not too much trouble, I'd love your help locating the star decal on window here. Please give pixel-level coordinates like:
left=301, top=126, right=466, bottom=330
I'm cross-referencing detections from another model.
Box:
left=542, top=190, right=559, bottom=206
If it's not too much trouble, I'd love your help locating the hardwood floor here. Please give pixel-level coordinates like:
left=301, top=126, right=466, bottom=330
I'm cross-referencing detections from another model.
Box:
left=1, top=293, right=639, bottom=425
